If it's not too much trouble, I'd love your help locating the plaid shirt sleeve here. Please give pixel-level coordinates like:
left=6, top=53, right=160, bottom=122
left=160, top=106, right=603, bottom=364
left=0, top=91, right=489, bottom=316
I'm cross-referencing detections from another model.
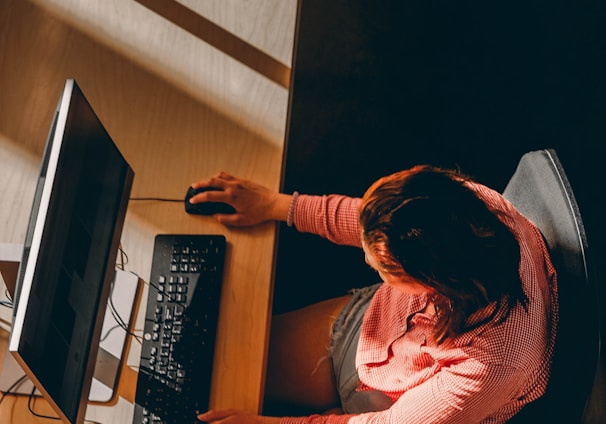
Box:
left=292, top=194, right=363, bottom=247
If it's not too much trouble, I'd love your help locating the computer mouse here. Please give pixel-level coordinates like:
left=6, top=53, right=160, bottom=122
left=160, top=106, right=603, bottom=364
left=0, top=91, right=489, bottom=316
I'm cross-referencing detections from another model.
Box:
left=184, top=186, right=236, bottom=215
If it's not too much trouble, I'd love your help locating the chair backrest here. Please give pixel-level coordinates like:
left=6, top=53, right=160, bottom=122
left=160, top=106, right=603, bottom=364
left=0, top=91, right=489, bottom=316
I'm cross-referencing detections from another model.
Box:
left=502, top=149, right=602, bottom=422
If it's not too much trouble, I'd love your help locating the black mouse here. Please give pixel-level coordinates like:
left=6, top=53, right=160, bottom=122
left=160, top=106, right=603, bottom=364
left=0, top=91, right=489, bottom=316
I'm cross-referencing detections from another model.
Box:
left=184, top=186, right=236, bottom=215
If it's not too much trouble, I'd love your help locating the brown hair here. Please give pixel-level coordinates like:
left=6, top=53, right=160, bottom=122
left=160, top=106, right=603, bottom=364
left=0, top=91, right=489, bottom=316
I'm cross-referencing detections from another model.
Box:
left=359, top=165, right=527, bottom=343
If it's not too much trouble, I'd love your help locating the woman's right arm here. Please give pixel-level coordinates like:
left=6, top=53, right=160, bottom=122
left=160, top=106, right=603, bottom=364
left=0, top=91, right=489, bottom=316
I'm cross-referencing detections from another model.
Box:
left=293, top=194, right=363, bottom=247
left=189, top=172, right=293, bottom=227
left=190, top=172, right=363, bottom=247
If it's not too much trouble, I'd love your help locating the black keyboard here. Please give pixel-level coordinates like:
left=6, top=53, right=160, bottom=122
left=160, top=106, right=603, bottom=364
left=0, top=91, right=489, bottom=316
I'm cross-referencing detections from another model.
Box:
left=133, top=234, right=226, bottom=424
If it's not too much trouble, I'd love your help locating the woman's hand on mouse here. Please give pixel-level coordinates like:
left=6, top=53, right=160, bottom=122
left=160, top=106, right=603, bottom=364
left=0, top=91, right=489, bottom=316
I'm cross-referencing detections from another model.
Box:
left=190, top=172, right=292, bottom=227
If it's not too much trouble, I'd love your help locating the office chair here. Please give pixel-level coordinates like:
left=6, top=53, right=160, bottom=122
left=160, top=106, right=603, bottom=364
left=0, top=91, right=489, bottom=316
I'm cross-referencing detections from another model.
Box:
left=502, top=149, right=604, bottom=423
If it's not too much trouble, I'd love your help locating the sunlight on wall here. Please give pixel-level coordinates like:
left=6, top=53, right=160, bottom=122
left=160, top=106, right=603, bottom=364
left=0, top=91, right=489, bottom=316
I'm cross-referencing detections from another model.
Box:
left=30, top=0, right=298, bottom=147
left=0, top=136, right=38, bottom=245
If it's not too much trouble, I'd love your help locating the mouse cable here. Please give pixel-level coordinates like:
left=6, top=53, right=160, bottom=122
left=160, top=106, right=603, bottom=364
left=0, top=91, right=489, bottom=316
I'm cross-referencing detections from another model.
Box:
left=25, top=377, right=104, bottom=424
left=129, top=197, right=181, bottom=202
left=107, top=244, right=143, bottom=344
left=2, top=288, right=13, bottom=303
left=27, top=386, right=61, bottom=421
left=0, top=374, right=29, bottom=406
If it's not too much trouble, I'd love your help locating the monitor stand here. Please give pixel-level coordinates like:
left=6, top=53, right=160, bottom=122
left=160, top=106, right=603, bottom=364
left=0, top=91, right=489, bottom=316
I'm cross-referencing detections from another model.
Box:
left=0, top=243, right=141, bottom=403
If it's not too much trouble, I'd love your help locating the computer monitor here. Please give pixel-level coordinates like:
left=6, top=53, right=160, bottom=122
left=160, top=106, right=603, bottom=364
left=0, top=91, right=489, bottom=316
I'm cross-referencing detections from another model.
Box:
left=8, top=79, right=134, bottom=423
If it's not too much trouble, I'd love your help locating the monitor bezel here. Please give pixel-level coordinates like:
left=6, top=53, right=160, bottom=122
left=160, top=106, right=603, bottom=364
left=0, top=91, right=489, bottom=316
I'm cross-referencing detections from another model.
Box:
left=8, top=79, right=134, bottom=424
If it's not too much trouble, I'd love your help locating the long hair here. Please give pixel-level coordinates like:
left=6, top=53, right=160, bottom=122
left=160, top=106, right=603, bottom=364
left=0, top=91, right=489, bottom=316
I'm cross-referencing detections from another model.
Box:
left=359, top=165, right=527, bottom=344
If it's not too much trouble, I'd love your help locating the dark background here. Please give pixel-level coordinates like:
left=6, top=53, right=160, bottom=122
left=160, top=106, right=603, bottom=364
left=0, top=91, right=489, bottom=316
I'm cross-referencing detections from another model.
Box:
left=272, top=0, right=605, bottom=314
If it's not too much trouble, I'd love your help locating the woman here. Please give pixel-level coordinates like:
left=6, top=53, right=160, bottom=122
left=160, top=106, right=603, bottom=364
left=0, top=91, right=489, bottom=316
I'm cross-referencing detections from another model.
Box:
left=194, top=165, right=558, bottom=423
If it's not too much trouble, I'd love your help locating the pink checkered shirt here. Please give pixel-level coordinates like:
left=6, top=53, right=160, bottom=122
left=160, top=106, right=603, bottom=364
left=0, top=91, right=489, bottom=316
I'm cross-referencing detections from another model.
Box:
left=281, top=183, right=558, bottom=424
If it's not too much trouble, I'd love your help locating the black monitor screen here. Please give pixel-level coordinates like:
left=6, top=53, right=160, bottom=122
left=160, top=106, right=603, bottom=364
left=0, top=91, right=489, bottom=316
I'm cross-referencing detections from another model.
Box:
left=9, top=79, right=134, bottom=423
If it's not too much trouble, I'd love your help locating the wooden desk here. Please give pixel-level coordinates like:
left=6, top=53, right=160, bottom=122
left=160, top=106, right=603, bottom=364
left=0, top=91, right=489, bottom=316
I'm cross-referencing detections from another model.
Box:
left=0, top=0, right=297, bottom=422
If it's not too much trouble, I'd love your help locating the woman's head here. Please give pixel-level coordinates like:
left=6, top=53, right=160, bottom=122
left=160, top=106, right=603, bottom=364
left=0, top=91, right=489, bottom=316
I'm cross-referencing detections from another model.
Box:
left=360, top=165, right=526, bottom=342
